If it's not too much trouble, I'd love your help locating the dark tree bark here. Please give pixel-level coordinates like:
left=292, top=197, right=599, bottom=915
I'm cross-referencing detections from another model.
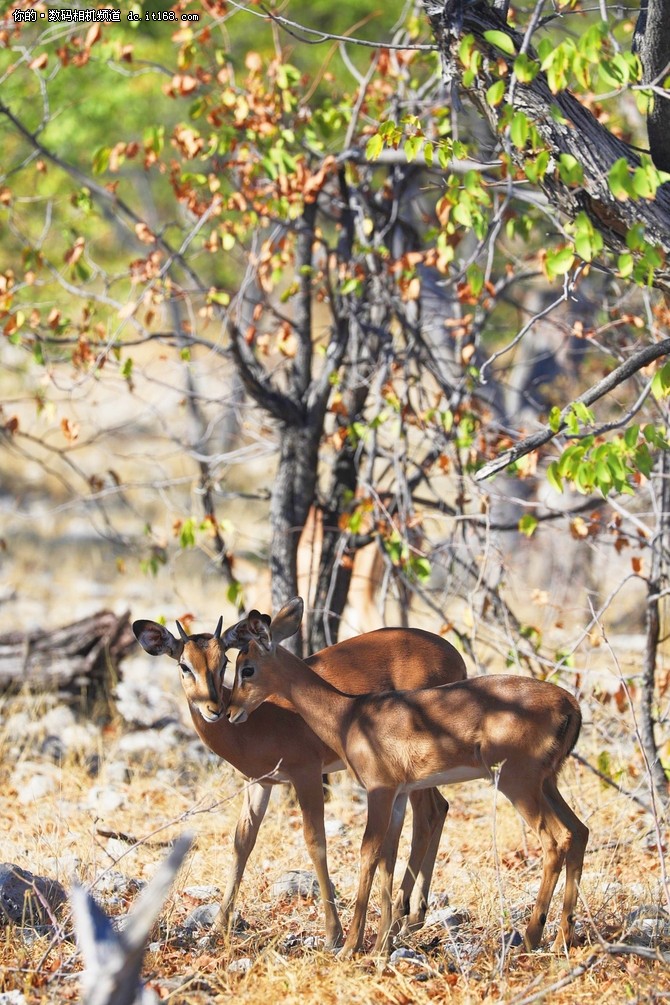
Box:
left=635, top=0, right=670, bottom=174
left=230, top=203, right=349, bottom=655
left=419, top=0, right=670, bottom=294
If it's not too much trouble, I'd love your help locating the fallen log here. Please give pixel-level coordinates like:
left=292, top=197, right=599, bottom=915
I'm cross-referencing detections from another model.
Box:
left=0, top=609, right=136, bottom=707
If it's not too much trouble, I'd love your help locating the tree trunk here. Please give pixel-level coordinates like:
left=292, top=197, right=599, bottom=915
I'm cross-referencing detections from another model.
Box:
left=270, top=425, right=321, bottom=655
left=641, top=452, right=670, bottom=805
left=635, top=0, right=670, bottom=174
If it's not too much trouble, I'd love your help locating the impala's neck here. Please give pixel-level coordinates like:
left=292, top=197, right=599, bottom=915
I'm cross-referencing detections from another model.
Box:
left=269, top=645, right=352, bottom=757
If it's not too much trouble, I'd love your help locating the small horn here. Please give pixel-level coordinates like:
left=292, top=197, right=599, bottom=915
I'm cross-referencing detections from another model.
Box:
left=176, top=621, right=189, bottom=642
left=214, top=615, right=223, bottom=640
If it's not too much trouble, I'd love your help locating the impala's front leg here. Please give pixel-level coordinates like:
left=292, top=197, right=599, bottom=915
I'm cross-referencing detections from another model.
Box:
left=395, top=788, right=449, bottom=932
left=373, top=792, right=407, bottom=956
left=340, top=788, right=396, bottom=958
left=293, top=769, right=343, bottom=949
left=216, top=781, right=272, bottom=934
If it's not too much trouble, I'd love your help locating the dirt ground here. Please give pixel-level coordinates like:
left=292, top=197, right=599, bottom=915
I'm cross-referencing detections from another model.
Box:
left=0, top=673, right=668, bottom=1004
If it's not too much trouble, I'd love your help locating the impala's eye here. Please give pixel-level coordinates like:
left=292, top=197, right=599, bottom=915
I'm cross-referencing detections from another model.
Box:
left=179, top=664, right=194, bottom=679
left=241, top=665, right=255, bottom=680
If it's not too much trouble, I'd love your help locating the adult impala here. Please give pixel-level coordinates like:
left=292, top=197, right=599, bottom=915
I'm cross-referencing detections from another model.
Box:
left=227, top=599, right=589, bottom=957
left=132, top=608, right=467, bottom=947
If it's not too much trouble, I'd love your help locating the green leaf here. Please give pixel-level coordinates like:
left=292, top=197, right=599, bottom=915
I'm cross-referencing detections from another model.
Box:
left=179, top=518, right=197, bottom=549
left=545, top=246, right=575, bottom=280
left=652, top=361, right=670, bottom=400
left=608, top=158, right=634, bottom=201
left=404, top=135, right=423, bottom=163
left=518, top=514, right=538, bottom=538
left=486, top=80, right=506, bottom=107
left=557, top=153, right=583, bottom=186
left=365, top=133, right=384, bottom=161
left=410, top=555, right=432, bottom=583
left=466, top=263, right=484, bottom=296
left=548, top=406, right=563, bottom=433
left=484, top=30, right=516, bottom=56
left=547, top=461, right=563, bottom=494
left=617, top=252, right=634, bottom=277
left=624, top=425, right=640, bottom=450
left=513, top=53, right=540, bottom=83
left=509, top=111, right=529, bottom=149
left=92, top=146, right=110, bottom=175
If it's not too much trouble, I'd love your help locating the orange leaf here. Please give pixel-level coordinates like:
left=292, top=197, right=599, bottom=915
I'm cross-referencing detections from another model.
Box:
left=135, top=222, right=156, bottom=245
left=61, top=417, right=80, bottom=443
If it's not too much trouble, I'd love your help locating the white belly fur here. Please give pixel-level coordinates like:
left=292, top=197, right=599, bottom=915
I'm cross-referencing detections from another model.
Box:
left=401, top=766, right=488, bottom=791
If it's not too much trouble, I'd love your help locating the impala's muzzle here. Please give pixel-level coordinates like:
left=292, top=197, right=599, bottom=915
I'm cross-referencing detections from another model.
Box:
left=199, top=705, right=223, bottom=723
left=227, top=705, right=248, bottom=724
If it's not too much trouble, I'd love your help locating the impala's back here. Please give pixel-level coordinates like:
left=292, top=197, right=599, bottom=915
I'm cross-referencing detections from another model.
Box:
left=306, top=627, right=467, bottom=694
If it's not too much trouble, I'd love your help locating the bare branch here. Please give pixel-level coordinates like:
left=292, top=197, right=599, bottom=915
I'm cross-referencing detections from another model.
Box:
left=476, top=337, right=670, bottom=480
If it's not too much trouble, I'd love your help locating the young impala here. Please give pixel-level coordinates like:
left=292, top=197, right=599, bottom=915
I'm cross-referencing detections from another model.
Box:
left=133, top=605, right=467, bottom=948
left=227, top=599, right=589, bottom=957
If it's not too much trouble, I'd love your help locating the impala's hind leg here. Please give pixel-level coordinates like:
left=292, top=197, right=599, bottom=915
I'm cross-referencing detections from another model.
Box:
left=499, top=777, right=567, bottom=951
left=543, top=778, right=588, bottom=951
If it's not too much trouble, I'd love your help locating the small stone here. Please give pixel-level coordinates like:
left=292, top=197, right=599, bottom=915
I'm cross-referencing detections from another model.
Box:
left=93, top=871, right=144, bottom=899
left=626, top=904, right=670, bottom=925
left=424, top=906, right=470, bottom=930
left=18, top=774, right=55, bottom=804
left=324, top=819, right=346, bottom=838
left=86, top=785, right=125, bottom=813
left=0, top=991, right=28, bottom=1004
left=271, top=870, right=319, bottom=900
left=41, top=705, right=76, bottom=735
left=184, top=885, right=220, bottom=901
left=183, top=903, right=221, bottom=931
left=503, top=929, right=524, bottom=949
left=389, top=947, right=432, bottom=973
left=228, top=957, right=252, bottom=973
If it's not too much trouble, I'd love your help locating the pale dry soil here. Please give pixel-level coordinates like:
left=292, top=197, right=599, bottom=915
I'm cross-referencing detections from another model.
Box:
left=0, top=681, right=668, bottom=1005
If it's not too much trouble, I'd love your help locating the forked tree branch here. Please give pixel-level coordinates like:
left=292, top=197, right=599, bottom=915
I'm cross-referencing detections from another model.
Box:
left=476, top=336, right=670, bottom=480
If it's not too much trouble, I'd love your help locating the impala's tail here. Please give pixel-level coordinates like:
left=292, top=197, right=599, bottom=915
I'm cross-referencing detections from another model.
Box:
left=551, top=699, right=582, bottom=773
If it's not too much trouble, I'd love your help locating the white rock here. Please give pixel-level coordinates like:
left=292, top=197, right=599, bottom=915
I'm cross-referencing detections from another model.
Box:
left=228, top=957, right=252, bottom=973
left=389, top=947, right=429, bottom=967
left=184, top=885, right=220, bottom=901
left=41, top=705, right=76, bottom=734
left=271, top=870, right=319, bottom=899
left=424, top=906, right=470, bottom=929
left=86, top=785, right=125, bottom=813
left=18, top=774, right=55, bottom=804
left=183, top=903, right=221, bottom=930
left=0, top=991, right=28, bottom=1004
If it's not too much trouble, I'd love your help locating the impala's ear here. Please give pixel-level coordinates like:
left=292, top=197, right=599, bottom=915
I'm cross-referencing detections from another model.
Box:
left=247, top=609, right=272, bottom=651
left=222, top=616, right=251, bottom=650
left=222, top=609, right=271, bottom=650
left=270, top=597, right=304, bottom=645
left=133, top=620, right=184, bottom=661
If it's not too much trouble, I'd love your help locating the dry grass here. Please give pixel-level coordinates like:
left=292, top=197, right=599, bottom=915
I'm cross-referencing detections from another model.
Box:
left=0, top=687, right=668, bottom=1005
